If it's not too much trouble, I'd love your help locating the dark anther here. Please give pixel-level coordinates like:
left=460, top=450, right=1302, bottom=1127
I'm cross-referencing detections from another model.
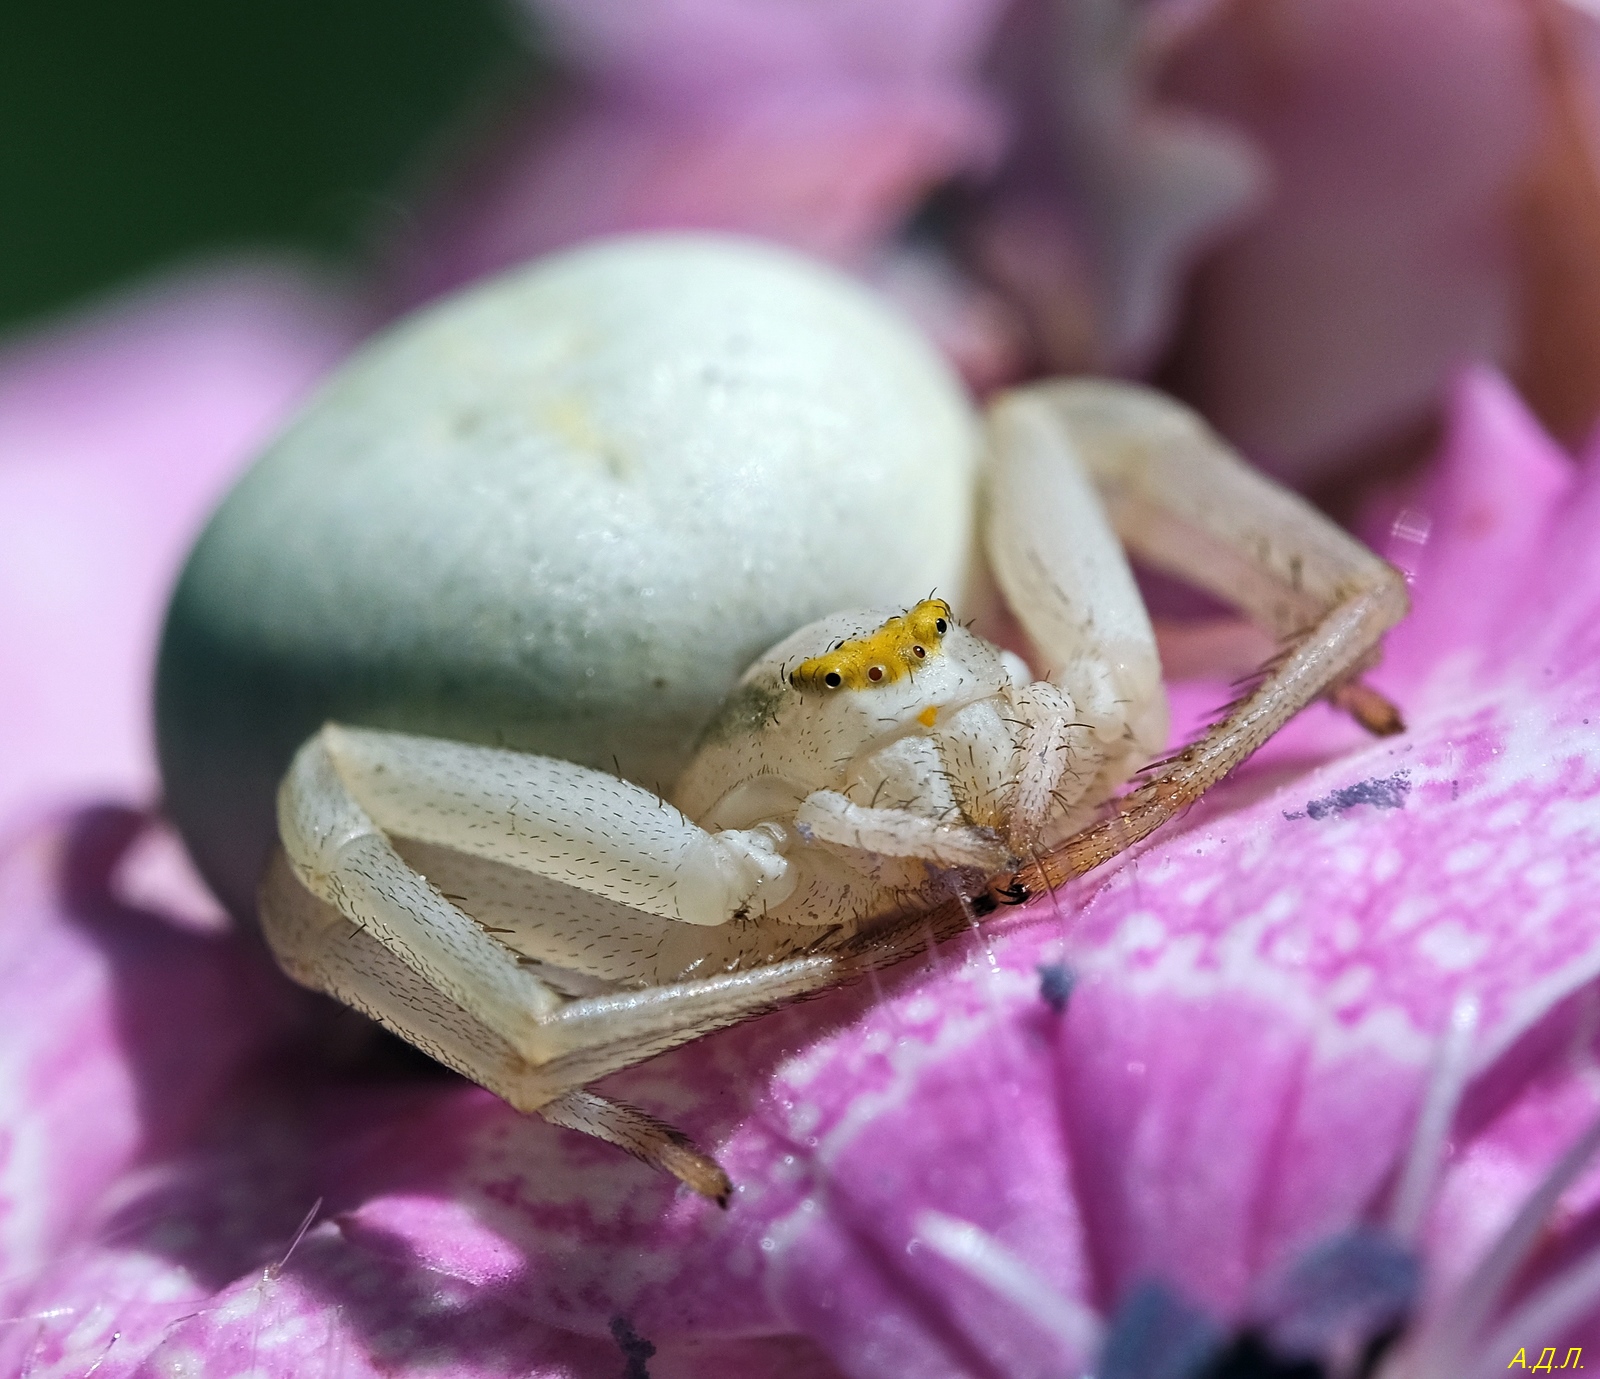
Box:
left=609, top=1317, right=657, bottom=1379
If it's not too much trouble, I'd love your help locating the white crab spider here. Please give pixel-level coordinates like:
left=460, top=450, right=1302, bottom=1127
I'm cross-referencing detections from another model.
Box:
left=258, top=376, right=1407, bottom=1204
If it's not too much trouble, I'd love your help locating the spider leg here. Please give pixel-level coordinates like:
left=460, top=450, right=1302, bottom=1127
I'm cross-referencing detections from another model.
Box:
left=795, top=789, right=1012, bottom=870
left=262, top=847, right=844, bottom=1199
left=1004, top=380, right=1407, bottom=728
left=270, top=732, right=565, bottom=1060
left=267, top=728, right=832, bottom=1068
left=262, top=846, right=565, bottom=1100
left=265, top=817, right=997, bottom=1200
left=269, top=849, right=728, bottom=1202
left=1328, top=677, right=1406, bottom=735
left=982, top=387, right=1173, bottom=808
left=537, top=1089, right=733, bottom=1206
left=987, top=380, right=1409, bottom=892
left=287, top=724, right=793, bottom=928
left=1002, top=681, right=1086, bottom=849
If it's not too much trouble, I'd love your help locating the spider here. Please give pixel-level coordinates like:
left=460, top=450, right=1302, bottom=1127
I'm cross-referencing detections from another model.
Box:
left=257, top=341, right=1408, bottom=1204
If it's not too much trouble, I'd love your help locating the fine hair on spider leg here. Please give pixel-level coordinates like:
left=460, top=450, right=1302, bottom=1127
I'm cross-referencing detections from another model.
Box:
left=554, top=896, right=1004, bottom=1200
left=1011, top=581, right=1408, bottom=897
left=982, top=382, right=1409, bottom=894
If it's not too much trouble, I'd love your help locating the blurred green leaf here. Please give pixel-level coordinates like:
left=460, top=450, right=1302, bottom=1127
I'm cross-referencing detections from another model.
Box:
left=0, top=0, right=524, bottom=329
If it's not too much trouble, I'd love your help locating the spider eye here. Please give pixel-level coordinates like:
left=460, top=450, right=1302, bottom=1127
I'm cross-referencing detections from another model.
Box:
left=867, top=665, right=884, bottom=682
left=934, top=618, right=948, bottom=634
left=912, top=645, right=926, bottom=658
left=824, top=671, right=842, bottom=688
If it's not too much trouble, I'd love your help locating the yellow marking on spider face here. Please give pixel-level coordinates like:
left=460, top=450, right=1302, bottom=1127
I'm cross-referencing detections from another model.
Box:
left=918, top=705, right=939, bottom=727
left=789, top=599, right=954, bottom=692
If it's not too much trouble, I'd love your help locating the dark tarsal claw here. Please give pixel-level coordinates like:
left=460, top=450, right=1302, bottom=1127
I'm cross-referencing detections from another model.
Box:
left=989, top=877, right=1031, bottom=906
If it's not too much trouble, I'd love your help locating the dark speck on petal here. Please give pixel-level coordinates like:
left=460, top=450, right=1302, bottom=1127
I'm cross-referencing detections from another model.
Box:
left=1037, top=962, right=1075, bottom=1014
left=1284, top=772, right=1411, bottom=822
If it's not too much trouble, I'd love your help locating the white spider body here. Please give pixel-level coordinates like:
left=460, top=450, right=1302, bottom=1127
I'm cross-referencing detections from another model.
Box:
left=228, top=235, right=1411, bottom=1203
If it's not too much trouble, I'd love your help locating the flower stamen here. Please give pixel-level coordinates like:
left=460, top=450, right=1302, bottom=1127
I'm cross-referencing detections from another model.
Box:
left=914, top=1209, right=1104, bottom=1365
left=1390, top=993, right=1481, bottom=1242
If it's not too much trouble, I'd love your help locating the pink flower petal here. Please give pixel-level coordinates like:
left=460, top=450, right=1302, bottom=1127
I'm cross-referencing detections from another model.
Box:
left=0, top=807, right=302, bottom=1344
left=0, top=805, right=849, bottom=1377
left=0, top=262, right=361, bottom=827
left=395, top=1, right=1008, bottom=305
left=395, top=87, right=1004, bottom=305
left=401, top=0, right=1267, bottom=386
left=969, top=0, right=1267, bottom=371
left=1163, top=0, right=1545, bottom=475
left=527, top=0, right=1003, bottom=96
left=1368, top=366, right=1575, bottom=687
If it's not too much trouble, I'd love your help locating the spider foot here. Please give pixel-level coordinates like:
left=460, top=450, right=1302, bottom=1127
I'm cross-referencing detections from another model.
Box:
left=1328, top=677, right=1406, bottom=737
left=538, top=1088, right=732, bottom=1206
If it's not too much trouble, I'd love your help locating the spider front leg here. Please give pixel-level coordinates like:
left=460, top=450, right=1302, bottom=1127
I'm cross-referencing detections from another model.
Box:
left=793, top=790, right=1012, bottom=871
left=985, top=380, right=1409, bottom=892
left=286, top=724, right=797, bottom=931
left=997, top=679, right=1093, bottom=852
left=262, top=725, right=849, bottom=1200
left=263, top=850, right=786, bottom=1203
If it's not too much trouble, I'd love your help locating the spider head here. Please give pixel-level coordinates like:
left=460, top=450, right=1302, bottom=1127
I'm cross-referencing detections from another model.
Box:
left=787, top=599, right=955, bottom=692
